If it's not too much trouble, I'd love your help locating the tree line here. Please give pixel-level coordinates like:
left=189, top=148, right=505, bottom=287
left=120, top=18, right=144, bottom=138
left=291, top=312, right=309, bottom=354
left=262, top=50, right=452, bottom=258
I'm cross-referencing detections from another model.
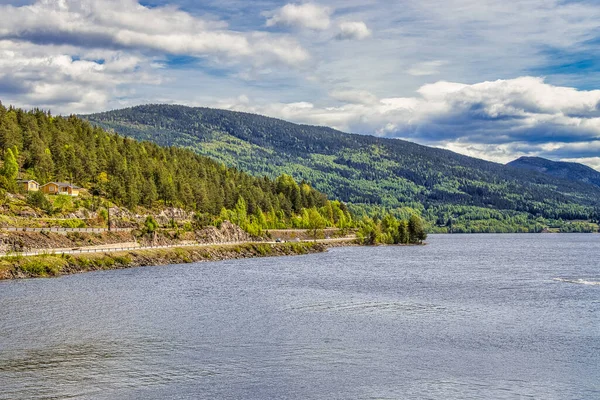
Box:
left=357, top=214, right=426, bottom=245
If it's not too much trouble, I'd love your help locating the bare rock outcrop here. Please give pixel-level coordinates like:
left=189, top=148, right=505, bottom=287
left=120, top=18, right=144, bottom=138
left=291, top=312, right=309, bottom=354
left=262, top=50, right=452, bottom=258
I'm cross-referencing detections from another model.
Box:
left=195, top=221, right=256, bottom=244
left=155, top=208, right=194, bottom=224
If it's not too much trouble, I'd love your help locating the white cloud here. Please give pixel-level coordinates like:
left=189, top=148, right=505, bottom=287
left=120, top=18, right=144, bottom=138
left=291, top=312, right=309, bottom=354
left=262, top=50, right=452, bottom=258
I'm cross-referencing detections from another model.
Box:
left=0, top=0, right=315, bottom=112
left=216, top=77, right=600, bottom=136
left=0, top=0, right=310, bottom=67
left=336, top=21, right=372, bottom=40
left=329, top=89, right=378, bottom=104
left=264, top=3, right=332, bottom=31
left=436, top=141, right=531, bottom=164
left=0, top=40, right=158, bottom=113
left=560, top=157, right=600, bottom=171
left=407, top=61, right=446, bottom=76
left=297, top=0, right=600, bottom=112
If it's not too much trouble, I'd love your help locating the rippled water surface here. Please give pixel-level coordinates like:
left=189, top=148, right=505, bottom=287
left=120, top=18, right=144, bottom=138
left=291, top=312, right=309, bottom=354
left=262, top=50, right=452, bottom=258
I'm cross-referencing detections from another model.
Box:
left=1, top=234, right=599, bottom=399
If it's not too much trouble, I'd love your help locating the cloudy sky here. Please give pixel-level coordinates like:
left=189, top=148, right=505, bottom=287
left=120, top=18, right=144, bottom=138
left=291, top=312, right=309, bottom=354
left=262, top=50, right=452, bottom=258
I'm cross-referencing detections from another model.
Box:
left=2, top=0, right=600, bottom=169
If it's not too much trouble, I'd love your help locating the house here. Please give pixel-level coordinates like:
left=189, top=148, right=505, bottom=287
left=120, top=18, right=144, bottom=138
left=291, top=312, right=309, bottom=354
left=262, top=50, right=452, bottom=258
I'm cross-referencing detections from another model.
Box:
left=17, top=180, right=40, bottom=192
left=41, top=182, right=81, bottom=196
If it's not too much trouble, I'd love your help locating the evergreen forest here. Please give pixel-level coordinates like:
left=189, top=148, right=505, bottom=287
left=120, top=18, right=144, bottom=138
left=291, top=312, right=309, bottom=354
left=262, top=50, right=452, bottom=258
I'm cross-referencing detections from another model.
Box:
left=0, top=103, right=357, bottom=234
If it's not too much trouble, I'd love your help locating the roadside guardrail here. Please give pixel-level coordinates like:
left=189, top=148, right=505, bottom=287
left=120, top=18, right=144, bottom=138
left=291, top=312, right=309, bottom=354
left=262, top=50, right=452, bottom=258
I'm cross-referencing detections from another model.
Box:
left=4, top=227, right=132, bottom=233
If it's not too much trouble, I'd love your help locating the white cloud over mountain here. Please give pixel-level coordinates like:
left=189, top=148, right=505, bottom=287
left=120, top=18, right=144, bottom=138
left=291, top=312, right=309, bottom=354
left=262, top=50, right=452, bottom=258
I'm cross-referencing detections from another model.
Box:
left=1, top=0, right=600, bottom=169
left=217, top=77, right=600, bottom=168
left=221, top=77, right=600, bottom=141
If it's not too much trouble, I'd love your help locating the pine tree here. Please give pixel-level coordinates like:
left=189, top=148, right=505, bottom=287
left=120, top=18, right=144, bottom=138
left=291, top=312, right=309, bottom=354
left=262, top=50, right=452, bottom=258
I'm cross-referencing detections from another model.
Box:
left=0, top=111, right=22, bottom=152
left=2, top=148, right=18, bottom=180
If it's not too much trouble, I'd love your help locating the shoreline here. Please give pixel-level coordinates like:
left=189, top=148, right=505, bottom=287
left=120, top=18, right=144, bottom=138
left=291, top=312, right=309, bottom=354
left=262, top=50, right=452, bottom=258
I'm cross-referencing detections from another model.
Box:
left=0, top=240, right=358, bottom=280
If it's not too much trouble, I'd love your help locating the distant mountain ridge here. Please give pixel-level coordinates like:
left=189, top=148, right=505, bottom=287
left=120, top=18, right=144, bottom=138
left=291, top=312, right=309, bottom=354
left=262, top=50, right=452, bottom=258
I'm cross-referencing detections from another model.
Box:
left=83, top=104, right=600, bottom=230
left=507, top=156, right=600, bottom=187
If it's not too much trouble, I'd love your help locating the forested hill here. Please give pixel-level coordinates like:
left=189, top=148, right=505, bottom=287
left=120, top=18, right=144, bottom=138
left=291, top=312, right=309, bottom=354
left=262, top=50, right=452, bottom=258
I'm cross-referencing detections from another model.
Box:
left=83, top=104, right=600, bottom=232
left=507, top=156, right=600, bottom=188
left=0, top=103, right=353, bottom=231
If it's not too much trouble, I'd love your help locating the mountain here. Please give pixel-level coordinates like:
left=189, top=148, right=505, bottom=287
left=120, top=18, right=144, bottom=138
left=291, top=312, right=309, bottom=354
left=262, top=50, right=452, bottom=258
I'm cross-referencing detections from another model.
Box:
left=0, top=103, right=352, bottom=232
left=83, top=104, right=600, bottom=232
left=507, top=156, right=600, bottom=187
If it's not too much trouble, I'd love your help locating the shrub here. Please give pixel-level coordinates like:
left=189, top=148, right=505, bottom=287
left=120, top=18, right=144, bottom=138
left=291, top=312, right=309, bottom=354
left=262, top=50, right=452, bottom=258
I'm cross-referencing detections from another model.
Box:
left=74, top=257, right=93, bottom=269
left=112, top=255, right=132, bottom=265
left=99, top=257, right=115, bottom=269
left=252, top=243, right=271, bottom=256
left=143, top=216, right=158, bottom=234
left=52, top=195, right=74, bottom=214
left=98, top=208, right=108, bottom=223
left=58, top=219, right=86, bottom=228
left=19, top=257, right=65, bottom=277
left=172, top=248, right=191, bottom=263
left=26, top=191, right=51, bottom=212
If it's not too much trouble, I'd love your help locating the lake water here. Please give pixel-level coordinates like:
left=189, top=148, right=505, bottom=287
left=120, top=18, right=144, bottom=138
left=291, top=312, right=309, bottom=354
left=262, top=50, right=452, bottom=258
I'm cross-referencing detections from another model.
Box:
left=1, top=234, right=599, bottom=399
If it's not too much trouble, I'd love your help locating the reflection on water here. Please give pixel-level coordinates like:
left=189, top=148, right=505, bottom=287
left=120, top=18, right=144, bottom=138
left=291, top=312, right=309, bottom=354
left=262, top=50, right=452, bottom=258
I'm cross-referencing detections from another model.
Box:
left=1, top=234, right=599, bottom=399
left=553, top=277, right=600, bottom=285
left=288, top=300, right=449, bottom=315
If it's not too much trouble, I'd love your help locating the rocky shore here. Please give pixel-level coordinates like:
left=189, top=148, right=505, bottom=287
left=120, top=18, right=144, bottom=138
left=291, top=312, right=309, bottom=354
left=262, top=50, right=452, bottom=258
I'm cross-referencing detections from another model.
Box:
left=0, top=241, right=330, bottom=280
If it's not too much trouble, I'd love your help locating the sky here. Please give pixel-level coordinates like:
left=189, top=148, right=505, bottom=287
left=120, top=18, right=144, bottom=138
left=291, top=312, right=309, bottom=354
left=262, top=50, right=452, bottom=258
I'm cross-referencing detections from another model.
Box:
left=2, top=0, right=600, bottom=169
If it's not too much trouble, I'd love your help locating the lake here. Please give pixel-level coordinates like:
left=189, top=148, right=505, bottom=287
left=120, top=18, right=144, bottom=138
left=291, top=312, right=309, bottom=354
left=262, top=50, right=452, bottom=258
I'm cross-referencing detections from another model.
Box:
left=1, top=234, right=599, bottom=399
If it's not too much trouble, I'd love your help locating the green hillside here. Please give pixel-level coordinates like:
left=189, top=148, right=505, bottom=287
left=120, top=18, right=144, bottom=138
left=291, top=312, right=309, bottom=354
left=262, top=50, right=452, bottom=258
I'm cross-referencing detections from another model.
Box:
left=0, top=103, right=353, bottom=232
left=83, top=104, right=600, bottom=233
left=508, top=156, right=600, bottom=188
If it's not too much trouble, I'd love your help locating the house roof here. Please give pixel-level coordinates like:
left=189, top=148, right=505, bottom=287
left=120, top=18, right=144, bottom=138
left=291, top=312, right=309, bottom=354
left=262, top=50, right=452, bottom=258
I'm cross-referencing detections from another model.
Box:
left=41, top=182, right=81, bottom=189
left=17, top=179, right=39, bottom=184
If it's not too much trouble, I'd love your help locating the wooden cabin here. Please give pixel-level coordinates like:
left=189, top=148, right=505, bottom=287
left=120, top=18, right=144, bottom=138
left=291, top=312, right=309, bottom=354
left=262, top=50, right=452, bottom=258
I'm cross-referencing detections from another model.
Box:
left=17, top=180, right=40, bottom=192
left=41, top=182, right=81, bottom=196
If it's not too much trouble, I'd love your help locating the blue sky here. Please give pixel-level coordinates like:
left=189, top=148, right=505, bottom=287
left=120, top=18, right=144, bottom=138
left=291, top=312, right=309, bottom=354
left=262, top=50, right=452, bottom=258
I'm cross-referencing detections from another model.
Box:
left=1, top=0, right=600, bottom=168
